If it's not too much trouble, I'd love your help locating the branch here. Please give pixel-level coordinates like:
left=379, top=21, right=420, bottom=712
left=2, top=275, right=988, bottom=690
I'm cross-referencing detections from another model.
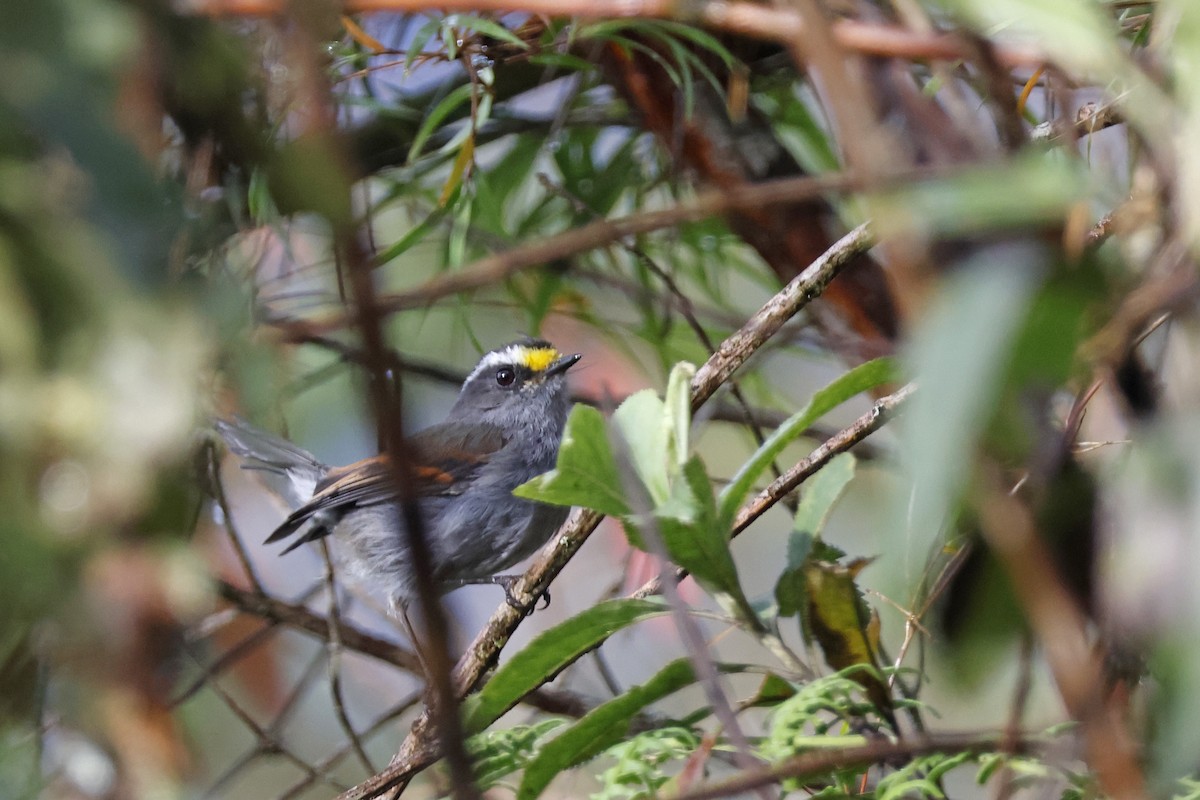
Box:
left=668, top=732, right=1038, bottom=800
left=690, top=223, right=874, bottom=411
left=335, top=218, right=878, bottom=800
left=216, top=580, right=425, bottom=674
left=279, top=172, right=867, bottom=335
left=193, top=1, right=1043, bottom=67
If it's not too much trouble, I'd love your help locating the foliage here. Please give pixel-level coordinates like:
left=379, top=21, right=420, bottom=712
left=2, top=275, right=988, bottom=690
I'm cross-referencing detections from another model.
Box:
left=6, top=0, right=1200, bottom=798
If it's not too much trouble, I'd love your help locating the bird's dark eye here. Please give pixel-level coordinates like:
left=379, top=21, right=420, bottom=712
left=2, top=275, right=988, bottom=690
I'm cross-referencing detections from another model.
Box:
left=495, top=367, right=516, bottom=387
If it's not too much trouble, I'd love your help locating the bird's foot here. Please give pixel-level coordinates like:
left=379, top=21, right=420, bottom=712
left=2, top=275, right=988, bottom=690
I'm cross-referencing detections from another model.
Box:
left=442, top=575, right=551, bottom=615
left=490, top=575, right=551, bottom=616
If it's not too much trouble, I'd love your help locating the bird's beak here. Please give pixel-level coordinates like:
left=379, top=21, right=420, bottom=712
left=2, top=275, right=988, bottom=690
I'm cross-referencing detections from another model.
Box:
left=544, top=353, right=582, bottom=377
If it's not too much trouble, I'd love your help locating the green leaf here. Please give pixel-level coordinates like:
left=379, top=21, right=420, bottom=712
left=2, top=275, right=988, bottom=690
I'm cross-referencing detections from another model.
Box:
left=461, top=599, right=669, bottom=734
left=653, top=456, right=745, bottom=603
left=871, top=155, right=1088, bottom=240
left=895, top=248, right=1038, bottom=587
left=718, top=358, right=896, bottom=526
left=407, top=83, right=474, bottom=163
left=663, top=361, right=694, bottom=471
left=776, top=453, right=857, bottom=618
left=469, top=719, right=566, bottom=788
left=515, top=404, right=630, bottom=517
left=446, top=14, right=530, bottom=50
left=517, top=658, right=707, bottom=800
left=612, top=389, right=670, bottom=506
left=372, top=206, right=448, bottom=267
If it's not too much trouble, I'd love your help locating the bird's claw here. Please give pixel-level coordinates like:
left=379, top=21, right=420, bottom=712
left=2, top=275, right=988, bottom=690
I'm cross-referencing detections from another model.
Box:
left=494, top=575, right=551, bottom=616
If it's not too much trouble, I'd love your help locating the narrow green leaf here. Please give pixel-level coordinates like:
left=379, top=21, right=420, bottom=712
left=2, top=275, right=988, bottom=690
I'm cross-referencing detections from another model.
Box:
left=718, top=358, right=896, bottom=525
left=527, top=52, right=595, bottom=73
left=462, top=599, right=669, bottom=733
left=792, top=453, right=857, bottom=538
left=407, top=83, right=474, bottom=163
left=517, top=658, right=703, bottom=800
left=447, top=14, right=530, bottom=49
left=372, top=207, right=448, bottom=267
left=403, top=15, right=443, bottom=74
left=515, top=404, right=630, bottom=517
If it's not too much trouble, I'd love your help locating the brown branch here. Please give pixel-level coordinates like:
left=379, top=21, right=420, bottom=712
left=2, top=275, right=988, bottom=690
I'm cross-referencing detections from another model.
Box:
left=668, top=732, right=1038, bottom=800
left=193, top=1, right=1042, bottom=67
left=1032, top=101, right=1124, bottom=143
left=279, top=172, right=868, bottom=336
left=335, top=214, right=876, bottom=800
left=690, top=223, right=874, bottom=411
left=975, top=475, right=1145, bottom=800
left=216, top=580, right=425, bottom=674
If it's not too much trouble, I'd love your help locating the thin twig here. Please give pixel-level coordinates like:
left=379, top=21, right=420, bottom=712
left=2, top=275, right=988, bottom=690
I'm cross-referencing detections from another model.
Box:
left=668, top=732, right=1039, bottom=800
left=321, top=541, right=378, bottom=774
left=280, top=172, right=871, bottom=336
left=690, top=224, right=874, bottom=410
left=217, top=580, right=425, bottom=673
left=207, top=439, right=265, bottom=592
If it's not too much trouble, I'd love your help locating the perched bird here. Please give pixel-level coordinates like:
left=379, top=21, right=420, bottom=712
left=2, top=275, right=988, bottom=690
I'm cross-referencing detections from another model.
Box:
left=217, top=339, right=581, bottom=612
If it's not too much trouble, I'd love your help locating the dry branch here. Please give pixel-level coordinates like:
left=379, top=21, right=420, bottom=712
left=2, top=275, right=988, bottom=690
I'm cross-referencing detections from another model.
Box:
left=192, top=1, right=1043, bottom=66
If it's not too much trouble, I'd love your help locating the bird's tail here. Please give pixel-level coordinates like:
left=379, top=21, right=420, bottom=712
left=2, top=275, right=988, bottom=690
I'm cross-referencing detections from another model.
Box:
left=215, top=418, right=327, bottom=509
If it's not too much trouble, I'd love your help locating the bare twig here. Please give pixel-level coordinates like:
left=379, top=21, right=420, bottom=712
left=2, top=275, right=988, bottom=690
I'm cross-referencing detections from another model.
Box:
left=1032, top=101, right=1124, bottom=143
left=976, top=470, right=1145, bottom=800
left=668, top=732, right=1039, bottom=800
left=216, top=580, right=425, bottom=674
left=321, top=541, right=377, bottom=774
left=206, top=439, right=264, bottom=592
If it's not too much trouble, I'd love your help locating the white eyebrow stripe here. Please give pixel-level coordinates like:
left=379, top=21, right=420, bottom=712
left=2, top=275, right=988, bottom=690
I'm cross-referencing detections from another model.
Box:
left=464, top=346, right=524, bottom=385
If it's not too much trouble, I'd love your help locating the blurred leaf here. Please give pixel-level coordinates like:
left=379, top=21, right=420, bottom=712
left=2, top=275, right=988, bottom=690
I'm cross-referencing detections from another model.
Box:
left=447, top=14, right=531, bottom=50
left=515, top=404, right=631, bottom=517
left=518, top=658, right=717, bottom=800
left=373, top=206, right=449, bottom=267
left=267, top=134, right=353, bottom=222
left=718, top=358, right=895, bottom=527
left=895, top=245, right=1039, bottom=587
left=744, top=672, right=798, bottom=708
left=407, top=83, right=474, bottom=163
left=592, top=726, right=702, bottom=800
left=341, top=15, right=387, bottom=53
left=462, top=599, right=669, bottom=733
left=871, top=156, right=1088, bottom=240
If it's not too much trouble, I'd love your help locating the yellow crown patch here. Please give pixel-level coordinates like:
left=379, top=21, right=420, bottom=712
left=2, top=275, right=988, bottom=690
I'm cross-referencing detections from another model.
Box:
left=517, top=346, right=560, bottom=373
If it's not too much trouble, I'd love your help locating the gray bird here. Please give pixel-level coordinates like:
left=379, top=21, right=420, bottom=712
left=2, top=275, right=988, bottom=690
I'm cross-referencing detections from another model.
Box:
left=217, top=338, right=581, bottom=612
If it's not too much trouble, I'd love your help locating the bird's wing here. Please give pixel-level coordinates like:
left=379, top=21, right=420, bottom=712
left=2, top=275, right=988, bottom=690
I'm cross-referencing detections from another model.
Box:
left=265, top=423, right=508, bottom=551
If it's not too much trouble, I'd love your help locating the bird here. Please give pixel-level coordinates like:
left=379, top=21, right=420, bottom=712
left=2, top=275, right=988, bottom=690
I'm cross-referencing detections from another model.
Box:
left=217, top=338, right=581, bottom=613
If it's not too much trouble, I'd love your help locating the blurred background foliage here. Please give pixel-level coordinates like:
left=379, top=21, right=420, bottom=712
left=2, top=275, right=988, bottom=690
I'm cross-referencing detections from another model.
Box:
left=4, top=0, right=1200, bottom=798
